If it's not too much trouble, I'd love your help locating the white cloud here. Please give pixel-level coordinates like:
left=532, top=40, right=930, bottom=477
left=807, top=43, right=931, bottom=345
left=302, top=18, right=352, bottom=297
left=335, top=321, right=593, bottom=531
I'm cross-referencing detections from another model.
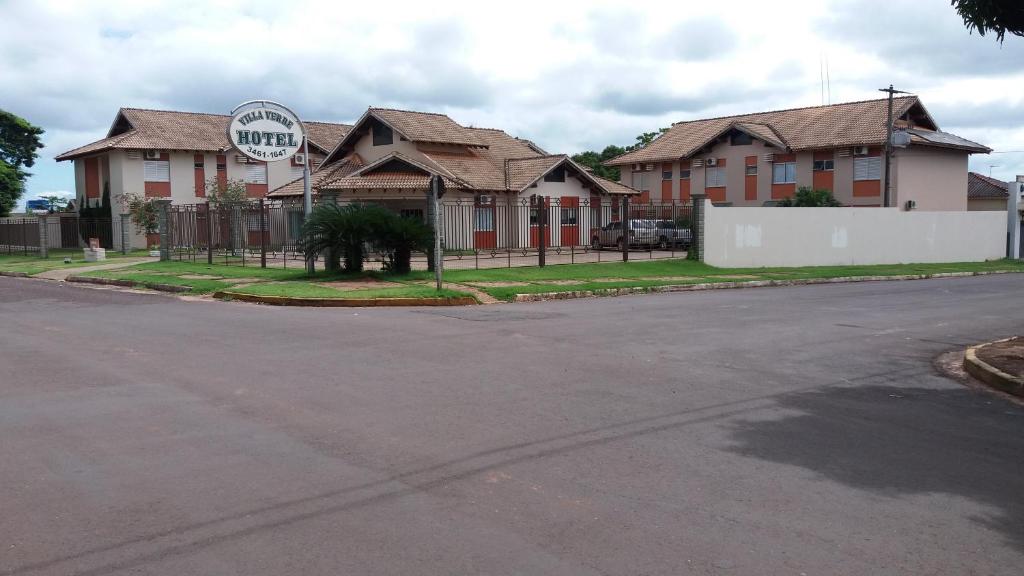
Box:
left=2, top=0, right=1023, bottom=196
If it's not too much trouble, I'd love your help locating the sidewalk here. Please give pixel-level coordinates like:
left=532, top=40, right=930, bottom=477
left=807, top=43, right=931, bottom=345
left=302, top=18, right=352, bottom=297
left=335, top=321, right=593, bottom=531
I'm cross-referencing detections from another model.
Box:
left=32, top=257, right=158, bottom=281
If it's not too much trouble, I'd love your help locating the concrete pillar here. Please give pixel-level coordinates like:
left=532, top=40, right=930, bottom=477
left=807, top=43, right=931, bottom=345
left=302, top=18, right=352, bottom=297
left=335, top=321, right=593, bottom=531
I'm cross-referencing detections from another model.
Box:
left=120, top=213, right=131, bottom=254
left=689, top=194, right=706, bottom=262
left=37, top=215, right=48, bottom=258
left=156, top=199, right=172, bottom=261
left=1009, top=177, right=1024, bottom=259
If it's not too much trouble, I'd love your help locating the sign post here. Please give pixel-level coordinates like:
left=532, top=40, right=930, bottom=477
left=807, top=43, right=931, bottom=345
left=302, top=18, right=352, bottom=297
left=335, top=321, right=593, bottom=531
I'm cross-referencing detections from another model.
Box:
left=431, top=175, right=443, bottom=290
left=227, top=100, right=312, bottom=272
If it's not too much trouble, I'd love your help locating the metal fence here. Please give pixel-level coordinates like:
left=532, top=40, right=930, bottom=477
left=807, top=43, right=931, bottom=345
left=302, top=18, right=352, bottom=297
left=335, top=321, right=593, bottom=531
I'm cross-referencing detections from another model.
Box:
left=162, top=197, right=693, bottom=270
left=0, top=216, right=118, bottom=254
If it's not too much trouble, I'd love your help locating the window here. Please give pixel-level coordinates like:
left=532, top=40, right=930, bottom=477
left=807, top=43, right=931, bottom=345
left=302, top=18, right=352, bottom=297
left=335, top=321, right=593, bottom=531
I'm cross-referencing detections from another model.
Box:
left=544, top=166, right=565, bottom=182
left=529, top=208, right=539, bottom=226
left=853, top=156, right=881, bottom=181
left=813, top=159, right=835, bottom=171
left=706, top=166, right=726, bottom=187
left=372, top=121, right=393, bottom=146
left=194, top=157, right=204, bottom=169
left=474, top=207, right=494, bottom=231
left=244, top=163, right=267, bottom=184
left=560, top=207, right=578, bottom=225
left=631, top=171, right=650, bottom=191
left=680, top=169, right=691, bottom=180
left=143, top=160, right=170, bottom=182
left=772, top=162, right=796, bottom=184
left=400, top=208, right=424, bottom=221
left=744, top=165, right=757, bottom=176
left=730, top=132, right=753, bottom=146
left=290, top=165, right=304, bottom=181
left=662, top=170, right=673, bottom=180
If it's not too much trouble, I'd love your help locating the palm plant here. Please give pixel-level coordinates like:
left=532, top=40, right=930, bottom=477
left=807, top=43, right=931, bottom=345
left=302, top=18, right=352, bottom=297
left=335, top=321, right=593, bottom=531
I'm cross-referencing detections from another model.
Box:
left=370, top=211, right=433, bottom=274
left=298, top=203, right=375, bottom=273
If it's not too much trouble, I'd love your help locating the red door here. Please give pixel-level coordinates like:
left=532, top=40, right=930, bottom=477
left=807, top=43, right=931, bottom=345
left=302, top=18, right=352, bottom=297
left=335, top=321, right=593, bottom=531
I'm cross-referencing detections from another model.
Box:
left=473, top=198, right=497, bottom=249
left=529, top=198, right=551, bottom=248
left=559, top=196, right=579, bottom=247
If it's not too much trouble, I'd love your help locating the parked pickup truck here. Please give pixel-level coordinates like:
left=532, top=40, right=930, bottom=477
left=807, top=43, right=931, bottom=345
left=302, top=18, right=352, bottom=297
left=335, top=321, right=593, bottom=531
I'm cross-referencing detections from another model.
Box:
left=591, top=219, right=658, bottom=250
left=653, top=220, right=692, bottom=250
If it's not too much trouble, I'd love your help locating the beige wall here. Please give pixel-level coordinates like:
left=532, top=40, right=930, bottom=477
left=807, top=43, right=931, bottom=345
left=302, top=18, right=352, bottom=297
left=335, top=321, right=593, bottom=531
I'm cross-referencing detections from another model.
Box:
left=969, top=197, right=1007, bottom=211
left=702, top=200, right=1005, bottom=267
left=892, top=147, right=968, bottom=211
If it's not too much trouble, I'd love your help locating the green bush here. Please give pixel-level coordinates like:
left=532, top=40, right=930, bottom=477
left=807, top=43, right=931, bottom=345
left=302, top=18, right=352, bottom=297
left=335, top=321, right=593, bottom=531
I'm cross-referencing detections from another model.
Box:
left=297, top=203, right=432, bottom=274
left=777, top=187, right=841, bottom=207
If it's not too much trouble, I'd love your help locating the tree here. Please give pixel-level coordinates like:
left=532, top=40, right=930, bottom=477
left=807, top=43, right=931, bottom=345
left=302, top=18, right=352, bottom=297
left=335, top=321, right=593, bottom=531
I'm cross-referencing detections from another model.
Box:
left=571, top=129, right=669, bottom=182
left=38, top=194, right=69, bottom=212
left=205, top=177, right=248, bottom=203
left=776, top=187, right=842, bottom=207
left=0, top=110, right=44, bottom=217
left=118, top=192, right=160, bottom=236
left=951, top=0, right=1024, bottom=42
left=368, top=210, right=433, bottom=274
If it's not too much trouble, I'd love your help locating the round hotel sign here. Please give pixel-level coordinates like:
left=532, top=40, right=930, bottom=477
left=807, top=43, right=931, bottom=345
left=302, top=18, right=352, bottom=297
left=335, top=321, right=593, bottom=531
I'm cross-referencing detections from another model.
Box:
left=228, top=101, right=306, bottom=162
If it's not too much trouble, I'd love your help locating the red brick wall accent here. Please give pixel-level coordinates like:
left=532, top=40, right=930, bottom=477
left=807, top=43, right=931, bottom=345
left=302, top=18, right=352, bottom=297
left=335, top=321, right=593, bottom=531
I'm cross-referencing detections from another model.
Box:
left=194, top=154, right=206, bottom=197
left=84, top=157, right=100, bottom=199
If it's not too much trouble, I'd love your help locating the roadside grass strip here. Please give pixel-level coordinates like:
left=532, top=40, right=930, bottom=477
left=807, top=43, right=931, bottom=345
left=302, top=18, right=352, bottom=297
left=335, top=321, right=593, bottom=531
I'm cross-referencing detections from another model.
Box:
left=227, top=282, right=471, bottom=300
left=0, top=249, right=150, bottom=275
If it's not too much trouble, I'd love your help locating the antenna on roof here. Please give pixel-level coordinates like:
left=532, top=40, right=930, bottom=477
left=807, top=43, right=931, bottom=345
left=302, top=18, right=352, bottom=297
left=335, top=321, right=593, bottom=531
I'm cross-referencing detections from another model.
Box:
left=819, top=54, right=825, bottom=106
left=825, top=53, right=831, bottom=105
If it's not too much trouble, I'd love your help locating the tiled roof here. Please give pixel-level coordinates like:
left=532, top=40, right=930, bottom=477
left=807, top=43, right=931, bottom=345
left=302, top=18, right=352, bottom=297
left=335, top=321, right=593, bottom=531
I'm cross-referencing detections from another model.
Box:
left=271, top=108, right=638, bottom=197
left=370, top=108, right=485, bottom=147
left=606, top=96, right=940, bottom=165
left=506, top=156, right=568, bottom=190
left=735, top=123, right=787, bottom=150
left=56, top=108, right=351, bottom=161
left=267, top=156, right=363, bottom=198
left=908, top=129, right=990, bottom=153
left=967, top=172, right=1008, bottom=199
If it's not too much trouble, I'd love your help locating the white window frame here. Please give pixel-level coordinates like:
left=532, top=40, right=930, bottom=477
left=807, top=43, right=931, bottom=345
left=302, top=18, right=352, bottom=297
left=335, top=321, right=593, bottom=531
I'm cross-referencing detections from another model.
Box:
left=772, top=162, right=796, bottom=184
left=245, top=162, right=268, bottom=185
left=143, top=160, right=170, bottom=182
left=706, top=166, right=726, bottom=188
left=853, top=156, right=881, bottom=181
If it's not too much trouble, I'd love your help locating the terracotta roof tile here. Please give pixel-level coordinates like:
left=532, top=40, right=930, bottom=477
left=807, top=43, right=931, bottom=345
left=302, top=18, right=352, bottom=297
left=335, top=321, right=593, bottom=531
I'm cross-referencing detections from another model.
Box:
left=607, top=96, right=932, bottom=165
left=968, top=172, right=1009, bottom=199
left=370, top=108, right=484, bottom=147
left=56, top=108, right=351, bottom=161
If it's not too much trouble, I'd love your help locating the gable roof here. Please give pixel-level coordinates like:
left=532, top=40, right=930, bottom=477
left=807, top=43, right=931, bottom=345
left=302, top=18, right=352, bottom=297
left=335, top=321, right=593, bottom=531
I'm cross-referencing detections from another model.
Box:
left=56, top=108, right=352, bottom=161
left=604, top=96, right=986, bottom=166
left=271, top=109, right=639, bottom=197
left=968, top=172, right=1009, bottom=199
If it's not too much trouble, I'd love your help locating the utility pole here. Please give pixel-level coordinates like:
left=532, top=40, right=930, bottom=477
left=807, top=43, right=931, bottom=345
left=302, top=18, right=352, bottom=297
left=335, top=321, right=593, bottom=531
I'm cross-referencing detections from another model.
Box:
left=431, top=175, right=443, bottom=290
left=878, top=84, right=909, bottom=208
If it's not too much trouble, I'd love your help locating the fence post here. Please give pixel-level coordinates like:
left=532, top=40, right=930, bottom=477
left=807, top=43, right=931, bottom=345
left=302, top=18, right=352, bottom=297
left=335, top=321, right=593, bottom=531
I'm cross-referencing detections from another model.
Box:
left=621, top=195, right=629, bottom=262
left=259, top=198, right=267, bottom=268
left=119, top=213, right=131, bottom=254
left=537, top=196, right=547, bottom=267
left=156, top=199, right=171, bottom=262
left=206, top=203, right=214, bottom=264
left=689, top=194, right=705, bottom=262
left=37, top=215, right=48, bottom=259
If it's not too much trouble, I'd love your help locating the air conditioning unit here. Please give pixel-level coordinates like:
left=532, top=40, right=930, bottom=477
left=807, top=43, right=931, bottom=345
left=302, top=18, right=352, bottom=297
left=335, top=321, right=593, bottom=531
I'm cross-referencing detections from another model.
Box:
left=144, top=150, right=159, bottom=160
left=853, top=146, right=870, bottom=156
left=762, top=153, right=774, bottom=163
left=236, top=155, right=249, bottom=163
left=477, top=194, right=493, bottom=205
left=632, top=163, right=642, bottom=171
left=705, top=158, right=717, bottom=167
left=293, top=153, right=306, bottom=166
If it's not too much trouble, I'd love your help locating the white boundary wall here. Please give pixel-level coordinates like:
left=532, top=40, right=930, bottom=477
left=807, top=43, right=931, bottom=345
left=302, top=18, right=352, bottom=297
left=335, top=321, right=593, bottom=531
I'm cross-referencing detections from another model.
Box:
left=703, top=201, right=1006, bottom=267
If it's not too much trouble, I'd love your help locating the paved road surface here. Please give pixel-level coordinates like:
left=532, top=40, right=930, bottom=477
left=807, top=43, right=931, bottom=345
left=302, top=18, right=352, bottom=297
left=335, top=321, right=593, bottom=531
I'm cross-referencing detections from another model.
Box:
left=2, top=275, right=1023, bottom=575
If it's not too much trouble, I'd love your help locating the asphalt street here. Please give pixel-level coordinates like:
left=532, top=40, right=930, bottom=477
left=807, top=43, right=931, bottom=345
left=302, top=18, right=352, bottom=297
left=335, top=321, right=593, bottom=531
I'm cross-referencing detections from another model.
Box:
left=1, top=274, right=1023, bottom=575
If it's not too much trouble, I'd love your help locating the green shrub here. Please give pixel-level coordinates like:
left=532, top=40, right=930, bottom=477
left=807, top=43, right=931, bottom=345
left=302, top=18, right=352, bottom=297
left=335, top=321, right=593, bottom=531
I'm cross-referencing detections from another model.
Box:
left=370, top=211, right=433, bottom=274
left=298, top=203, right=434, bottom=274
left=777, top=187, right=841, bottom=207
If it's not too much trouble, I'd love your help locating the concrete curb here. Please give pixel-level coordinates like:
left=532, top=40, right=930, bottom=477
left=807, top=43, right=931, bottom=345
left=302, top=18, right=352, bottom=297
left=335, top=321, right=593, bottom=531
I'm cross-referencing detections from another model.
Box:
left=66, top=275, right=192, bottom=293
left=963, top=338, right=1024, bottom=398
left=512, top=270, right=1019, bottom=303
left=213, top=290, right=479, bottom=307
left=0, top=271, right=29, bottom=278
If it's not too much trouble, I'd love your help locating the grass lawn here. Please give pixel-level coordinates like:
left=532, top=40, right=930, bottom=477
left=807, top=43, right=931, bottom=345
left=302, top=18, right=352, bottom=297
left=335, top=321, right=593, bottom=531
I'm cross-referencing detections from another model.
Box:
left=72, top=257, right=1024, bottom=301
left=0, top=249, right=151, bottom=275
left=228, top=282, right=470, bottom=300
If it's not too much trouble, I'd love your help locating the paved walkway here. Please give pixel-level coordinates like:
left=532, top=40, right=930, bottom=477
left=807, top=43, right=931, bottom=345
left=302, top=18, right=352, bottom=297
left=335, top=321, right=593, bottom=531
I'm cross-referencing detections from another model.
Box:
left=32, top=257, right=157, bottom=281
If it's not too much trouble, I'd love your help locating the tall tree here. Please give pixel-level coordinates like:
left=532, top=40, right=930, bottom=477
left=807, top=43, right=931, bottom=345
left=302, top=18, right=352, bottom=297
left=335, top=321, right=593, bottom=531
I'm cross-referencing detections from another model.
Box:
left=951, top=0, right=1024, bottom=42
left=0, top=110, right=44, bottom=216
left=571, top=128, right=669, bottom=182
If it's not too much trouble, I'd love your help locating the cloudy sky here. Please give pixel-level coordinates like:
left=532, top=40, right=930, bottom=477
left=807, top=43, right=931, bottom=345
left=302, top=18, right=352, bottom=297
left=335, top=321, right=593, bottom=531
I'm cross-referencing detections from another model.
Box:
left=2, top=0, right=1023, bottom=207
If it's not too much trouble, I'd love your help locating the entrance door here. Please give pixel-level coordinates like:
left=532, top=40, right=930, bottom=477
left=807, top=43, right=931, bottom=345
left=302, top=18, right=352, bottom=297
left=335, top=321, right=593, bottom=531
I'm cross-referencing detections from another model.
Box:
left=559, top=196, right=579, bottom=247
left=473, top=195, right=496, bottom=249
